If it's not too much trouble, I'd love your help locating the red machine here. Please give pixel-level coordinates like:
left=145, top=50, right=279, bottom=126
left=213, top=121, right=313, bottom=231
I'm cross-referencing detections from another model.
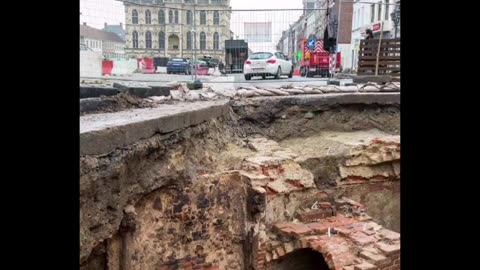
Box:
left=300, top=39, right=341, bottom=77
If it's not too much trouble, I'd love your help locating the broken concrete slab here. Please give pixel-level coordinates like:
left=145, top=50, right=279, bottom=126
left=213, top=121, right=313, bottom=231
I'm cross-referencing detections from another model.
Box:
left=352, top=75, right=392, bottom=84
left=148, top=85, right=172, bottom=97
left=80, top=100, right=230, bottom=156
left=233, top=93, right=400, bottom=112
left=80, top=84, right=119, bottom=99
left=80, top=98, right=117, bottom=114
left=113, top=82, right=172, bottom=98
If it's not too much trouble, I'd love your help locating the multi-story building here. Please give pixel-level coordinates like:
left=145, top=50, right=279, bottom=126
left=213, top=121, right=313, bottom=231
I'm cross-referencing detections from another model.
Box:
left=351, top=0, right=398, bottom=70
left=118, top=0, right=232, bottom=61
left=80, top=23, right=126, bottom=58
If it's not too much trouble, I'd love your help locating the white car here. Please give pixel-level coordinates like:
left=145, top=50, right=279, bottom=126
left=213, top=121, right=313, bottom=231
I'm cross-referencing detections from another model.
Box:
left=243, top=52, right=294, bottom=80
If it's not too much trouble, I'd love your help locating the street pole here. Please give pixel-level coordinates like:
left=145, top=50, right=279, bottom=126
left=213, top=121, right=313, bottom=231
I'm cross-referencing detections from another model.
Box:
left=336, top=0, right=342, bottom=52
left=334, top=0, right=342, bottom=77
left=193, top=4, right=197, bottom=80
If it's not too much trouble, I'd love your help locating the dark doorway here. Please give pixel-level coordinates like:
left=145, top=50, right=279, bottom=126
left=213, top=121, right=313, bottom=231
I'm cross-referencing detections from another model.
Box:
left=266, top=248, right=330, bottom=270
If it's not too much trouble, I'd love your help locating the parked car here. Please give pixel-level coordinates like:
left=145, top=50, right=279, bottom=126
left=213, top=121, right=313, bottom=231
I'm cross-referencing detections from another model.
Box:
left=166, top=58, right=192, bottom=75
left=190, top=60, right=209, bottom=75
left=243, top=52, right=293, bottom=80
left=201, top=57, right=220, bottom=68
left=191, top=59, right=209, bottom=69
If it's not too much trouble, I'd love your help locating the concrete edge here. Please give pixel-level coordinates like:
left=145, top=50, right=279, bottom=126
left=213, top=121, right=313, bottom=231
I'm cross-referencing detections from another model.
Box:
left=80, top=102, right=230, bottom=156
left=232, top=92, right=400, bottom=108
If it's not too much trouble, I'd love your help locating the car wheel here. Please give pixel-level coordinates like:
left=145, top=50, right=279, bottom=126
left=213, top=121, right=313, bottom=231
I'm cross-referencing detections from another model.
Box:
left=245, top=74, right=251, bottom=80
left=288, top=67, right=293, bottom=78
left=275, top=67, right=281, bottom=79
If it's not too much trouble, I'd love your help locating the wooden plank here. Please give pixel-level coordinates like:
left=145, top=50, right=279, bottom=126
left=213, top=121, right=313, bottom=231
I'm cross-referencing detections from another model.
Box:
left=360, top=44, right=401, bottom=49
left=357, top=72, right=400, bottom=77
left=358, top=67, right=401, bottom=71
left=359, top=49, right=400, bottom=54
left=359, top=61, right=400, bottom=66
left=360, top=39, right=400, bottom=44
left=359, top=56, right=400, bottom=60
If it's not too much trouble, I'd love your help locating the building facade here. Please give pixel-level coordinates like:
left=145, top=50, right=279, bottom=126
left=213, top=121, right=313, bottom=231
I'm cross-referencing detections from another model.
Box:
left=118, top=0, right=232, bottom=61
left=350, top=0, right=399, bottom=70
left=80, top=23, right=126, bottom=58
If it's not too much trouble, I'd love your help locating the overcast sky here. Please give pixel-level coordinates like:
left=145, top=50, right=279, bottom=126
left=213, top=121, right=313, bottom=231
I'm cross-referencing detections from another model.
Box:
left=80, top=0, right=304, bottom=29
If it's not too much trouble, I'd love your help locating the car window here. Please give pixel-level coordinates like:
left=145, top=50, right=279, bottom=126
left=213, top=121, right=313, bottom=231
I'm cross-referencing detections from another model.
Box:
left=250, top=53, right=273, bottom=60
left=275, top=53, right=284, bottom=59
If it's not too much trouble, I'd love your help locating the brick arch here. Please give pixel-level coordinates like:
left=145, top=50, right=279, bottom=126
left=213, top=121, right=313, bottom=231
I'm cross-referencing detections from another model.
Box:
left=255, top=214, right=400, bottom=270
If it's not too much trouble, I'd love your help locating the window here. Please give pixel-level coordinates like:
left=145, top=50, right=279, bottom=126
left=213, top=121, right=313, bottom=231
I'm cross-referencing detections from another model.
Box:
left=146, top=31, right=152, bottom=49
left=370, top=4, right=375, bottom=23
left=145, top=10, right=151, bottom=24
left=212, top=0, right=221, bottom=4
left=159, top=10, right=165, bottom=24
left=200, top=11, right=206, bottom=25
left=187, top=10, right=192, bottom=25
left=175, top=10, right=179, bottom=24
left=213, top=11, right=219, bottom=25
left=250, top=52, right=273, bottom=59
left=169, top=10, right=173, bottom=24
left=186, top=31, right=192, bottom=49
left=159, top=32, right=165, bottom=49
left=132, top=10, right=138, bottom=24
left=377, top=2, right=382, bottom=21
left=385, top=0, right=390, bottom=20
left=200, top=32, right=206, bottom=50
left=213, top=32, right=219, bottom=50
left=132, top=31, right=138, bottom=48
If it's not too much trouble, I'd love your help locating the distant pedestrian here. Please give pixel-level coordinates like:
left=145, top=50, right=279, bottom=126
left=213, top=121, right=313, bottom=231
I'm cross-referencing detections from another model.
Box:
left=218, top=61, right=225, bottom=74
left=365, top=29, right=374, bottom=39
left=363, top=29, right=375, bottom=72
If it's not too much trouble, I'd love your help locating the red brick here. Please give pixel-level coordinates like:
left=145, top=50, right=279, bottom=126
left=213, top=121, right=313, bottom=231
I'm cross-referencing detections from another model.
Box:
left=354, top=261, right=377, bottom=270
left=375, top=242, right=400, bottom=256
left=283, top=242, right=295, bottom=254
left=335, top=227, right=353, bottom=236
left=275, top=246, right=286, bottom=257
left=320, top=202, right=332, bottom=208
left=307, top=222, right=329, bottom=234
left=309, top=239, right=326, bottom=252
left=360, top=251, right=388, bottom=264
left=334, top=252, right=357, bottom=267
left=300, top=238, right=310, bottom=248
left=289, top=223, right=312, bottom=237
left=349, top=231, right=377, bottom=246
left=274, top=222, right=294, bottom=229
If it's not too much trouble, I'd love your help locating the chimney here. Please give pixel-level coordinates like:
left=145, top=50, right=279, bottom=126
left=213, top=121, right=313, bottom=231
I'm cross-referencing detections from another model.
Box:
left=83, top=22, right=87, bottom=26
